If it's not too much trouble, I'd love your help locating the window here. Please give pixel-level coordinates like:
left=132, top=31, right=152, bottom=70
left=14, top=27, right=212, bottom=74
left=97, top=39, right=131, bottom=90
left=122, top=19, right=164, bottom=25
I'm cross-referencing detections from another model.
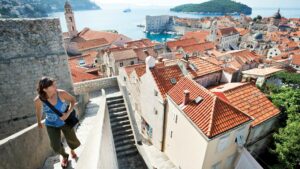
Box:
left=69, top=17, right=72, bottom=22
left=170, top=130, right=173, bottom=138
left=130, top=60, right=135, bottom=65
left=154, top=108, right=158, bottom=115
left=173, top=113, right=178, bottom=123
left=123, top=77, right=126, bottom=82
left=154, top=90, right=158, bottom=96
left=119, top=62, right=123, bottom=67
left=78, top=58, right=85, bottom=66
left=217, top=134, right=230, bottom=152
left=211, top=161, right=221, bottom=169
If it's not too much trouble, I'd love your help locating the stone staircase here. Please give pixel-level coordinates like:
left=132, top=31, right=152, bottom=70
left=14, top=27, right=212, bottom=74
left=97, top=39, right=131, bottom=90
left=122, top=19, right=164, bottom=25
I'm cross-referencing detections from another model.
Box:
left=107, top=95, right=147, bottom=169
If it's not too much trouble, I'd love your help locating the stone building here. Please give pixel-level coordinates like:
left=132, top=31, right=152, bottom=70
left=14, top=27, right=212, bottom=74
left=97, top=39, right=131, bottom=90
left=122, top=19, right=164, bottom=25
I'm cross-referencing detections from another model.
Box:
left=0, top=18, right=74, bottom=139
left=145, top=15, right=175, bottom=33
left=64, top=1, right=78, bottom=38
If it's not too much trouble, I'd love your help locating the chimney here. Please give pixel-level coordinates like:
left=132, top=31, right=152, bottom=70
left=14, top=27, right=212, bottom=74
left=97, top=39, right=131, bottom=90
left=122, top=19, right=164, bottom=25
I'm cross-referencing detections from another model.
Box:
left=183, top=90, right=190, bottom=105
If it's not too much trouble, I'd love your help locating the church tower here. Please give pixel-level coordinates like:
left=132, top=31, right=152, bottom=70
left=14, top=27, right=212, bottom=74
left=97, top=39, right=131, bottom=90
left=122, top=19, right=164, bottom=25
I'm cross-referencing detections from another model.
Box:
left=64, top=1, right=78, bottom=38
left=208, top=20, right=218, bottom=42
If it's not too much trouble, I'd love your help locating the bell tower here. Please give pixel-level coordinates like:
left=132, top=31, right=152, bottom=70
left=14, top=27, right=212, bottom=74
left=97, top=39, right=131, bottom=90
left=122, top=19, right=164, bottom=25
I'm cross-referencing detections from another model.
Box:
left=64, top=1, right=78, bottom=38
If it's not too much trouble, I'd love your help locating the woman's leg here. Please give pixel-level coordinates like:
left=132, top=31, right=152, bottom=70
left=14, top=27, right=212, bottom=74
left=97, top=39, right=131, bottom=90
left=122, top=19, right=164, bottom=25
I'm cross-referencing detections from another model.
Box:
left=61, top=124, right=81, bottom=150
left=46, top=125, right=69, bottom=159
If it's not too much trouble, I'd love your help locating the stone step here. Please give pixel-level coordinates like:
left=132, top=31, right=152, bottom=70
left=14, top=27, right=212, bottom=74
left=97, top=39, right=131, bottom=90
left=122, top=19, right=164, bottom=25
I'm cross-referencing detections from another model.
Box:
left=108, top=103, right=125, bottom=109
left=111, top=119, right=130, bottom=128
left=109, top=111, right=128, bottom=118
left=110, top=115, right=129, bottom=123
left=116, top=143, right=136, bottom=153
left=114, top=133, right=134, bottom=143
left=109, top=107, right=126, bottom=113
left=107, top=98, right=124, bottom=105
left=107, top=95, right=123, bottom=101
left=117, top=148, right=138, bottom=159
left=113, top=127, right=133, bottom=137
left=114, top=138, right=135, bottom=148
left=112, top=123, right=131, bottom=133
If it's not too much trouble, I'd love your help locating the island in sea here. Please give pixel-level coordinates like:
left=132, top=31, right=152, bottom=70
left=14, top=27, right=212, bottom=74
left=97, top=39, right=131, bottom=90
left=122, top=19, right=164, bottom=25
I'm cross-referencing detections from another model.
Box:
left=170, top=0, right=252, bottom=15
left=0, top=0, right=101, bottom=18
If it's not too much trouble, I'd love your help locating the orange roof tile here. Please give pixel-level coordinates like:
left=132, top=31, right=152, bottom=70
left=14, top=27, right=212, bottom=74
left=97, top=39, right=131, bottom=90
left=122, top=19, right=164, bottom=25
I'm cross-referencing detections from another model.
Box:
left=168, top=78, right=252, bottom=138
left=185, top=57, right=223, bottom=79
left=123, top=63, right=145, bottom=76
left=68, top=53, right=101, bottom=83
left=166, top=38, right=198, bottom=51
left=181, top=31, right=210, bottom=43
left=110, top=49, right=137, bottom=61
left=78, top=28, right=130, bottom=44
left=151, top=64, right=184, bottom=99
left=218, top=27, right=239, bottom=36
left=125, top=39, right=155, bottom=48
left=210, top=83, right=280, bottom=126
left=77, top=38, right=109, bottom=51
left=181, top=42, right=215, bottom=54
left=291, top=54, right=300, bottom=66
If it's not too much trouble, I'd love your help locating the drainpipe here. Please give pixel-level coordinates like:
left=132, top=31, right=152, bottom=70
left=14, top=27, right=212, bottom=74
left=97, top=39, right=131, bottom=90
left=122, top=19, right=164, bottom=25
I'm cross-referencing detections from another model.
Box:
left=161, top=100, right=168, bottom=152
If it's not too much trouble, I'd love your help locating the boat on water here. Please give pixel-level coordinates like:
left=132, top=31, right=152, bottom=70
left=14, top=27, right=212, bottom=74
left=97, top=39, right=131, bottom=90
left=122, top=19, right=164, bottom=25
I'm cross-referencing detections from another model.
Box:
left=123, top=8, right=131, bottom=13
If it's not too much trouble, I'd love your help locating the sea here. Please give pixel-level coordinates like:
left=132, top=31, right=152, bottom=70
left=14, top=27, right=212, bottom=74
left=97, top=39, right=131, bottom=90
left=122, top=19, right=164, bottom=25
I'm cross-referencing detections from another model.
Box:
left=50, top=7, right=300, bottom=42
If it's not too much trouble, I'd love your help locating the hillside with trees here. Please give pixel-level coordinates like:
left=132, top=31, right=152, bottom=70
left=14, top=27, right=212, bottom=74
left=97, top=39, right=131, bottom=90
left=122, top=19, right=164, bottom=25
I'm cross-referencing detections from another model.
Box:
left=170, top=0, right=252, bottom=15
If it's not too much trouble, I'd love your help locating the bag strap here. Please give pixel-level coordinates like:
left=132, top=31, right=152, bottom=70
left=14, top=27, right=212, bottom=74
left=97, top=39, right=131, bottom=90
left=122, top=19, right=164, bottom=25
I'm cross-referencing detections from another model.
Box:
left=39, top=96, right=63, bottom=117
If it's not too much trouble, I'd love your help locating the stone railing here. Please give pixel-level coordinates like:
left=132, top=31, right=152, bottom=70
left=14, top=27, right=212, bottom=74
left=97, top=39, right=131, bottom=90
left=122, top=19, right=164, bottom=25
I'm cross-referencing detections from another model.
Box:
left=76, top=89, right=118, bottom=169
left=0, top=94, right=89, bottom=169
left=74, top=77, right=118, bottom=95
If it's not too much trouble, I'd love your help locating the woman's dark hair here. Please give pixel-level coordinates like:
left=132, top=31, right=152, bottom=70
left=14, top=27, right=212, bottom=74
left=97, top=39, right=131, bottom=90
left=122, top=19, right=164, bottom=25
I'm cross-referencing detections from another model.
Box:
left=37, top=76, right=56, bottom=100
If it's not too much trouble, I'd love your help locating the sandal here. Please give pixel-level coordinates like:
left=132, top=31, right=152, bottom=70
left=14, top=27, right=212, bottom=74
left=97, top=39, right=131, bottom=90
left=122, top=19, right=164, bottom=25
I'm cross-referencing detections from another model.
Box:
left=71, top=151, right=78, bottom=159
left=61, top=156, right=69, bottom=168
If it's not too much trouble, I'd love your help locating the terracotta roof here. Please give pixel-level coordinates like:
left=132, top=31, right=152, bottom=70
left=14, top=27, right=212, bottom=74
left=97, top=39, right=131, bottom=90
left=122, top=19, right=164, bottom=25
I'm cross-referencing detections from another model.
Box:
left=168, top=78, right=252, bottom=138
left=151, top=64, right=184, bottom=99
left=77, top=38, right=109, bottom=51
left=181, top=31, right=210, bottom=43
left=228, top=50, right=260, bottom=64
left=68, top=53, right=101, bottom=83
left=166, top=38, right=198, bottom=51
left=291, top=54, right=300, bottom=66
left=134, top=65, right=146, bottom=78
left=203, top=57, right=224, bottom=66
left=123, top=63, right=145, bottom=76
left=110, top=49, right=138, bottom=61
left=125, top=39, right=155, bottom=48
left=235, top=28, right=250, bottom=36
left=181, top=42, right=215, bottom=54
left=218, top=27, right=239, bottom=36
left=185, top=57, right=223, bottom=79
left=78, top=28, right=130, bottom=44
left=210, top=83, right=280, bottom=126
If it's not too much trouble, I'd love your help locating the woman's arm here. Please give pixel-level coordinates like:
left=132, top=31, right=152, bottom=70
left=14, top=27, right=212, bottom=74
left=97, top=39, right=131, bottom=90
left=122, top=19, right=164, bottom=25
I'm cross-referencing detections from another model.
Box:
left=34, top=97, right=43, bottom=128
left=59, top=90, right=76, bottom=120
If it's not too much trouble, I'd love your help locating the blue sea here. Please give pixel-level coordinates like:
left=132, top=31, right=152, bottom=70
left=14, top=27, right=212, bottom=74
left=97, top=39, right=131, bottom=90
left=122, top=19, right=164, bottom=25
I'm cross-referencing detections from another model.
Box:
left=50, top=7, right=300, bottom=42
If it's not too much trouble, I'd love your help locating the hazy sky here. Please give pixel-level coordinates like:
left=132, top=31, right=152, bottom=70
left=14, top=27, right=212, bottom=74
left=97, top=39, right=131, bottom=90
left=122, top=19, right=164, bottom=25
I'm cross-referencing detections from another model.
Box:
left=94, top=0, right=300, bottom=8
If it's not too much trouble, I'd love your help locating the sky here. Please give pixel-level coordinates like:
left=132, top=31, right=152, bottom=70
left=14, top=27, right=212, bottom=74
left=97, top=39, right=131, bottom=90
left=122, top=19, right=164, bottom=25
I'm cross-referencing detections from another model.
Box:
left=93, top=0, right=300, bottom=8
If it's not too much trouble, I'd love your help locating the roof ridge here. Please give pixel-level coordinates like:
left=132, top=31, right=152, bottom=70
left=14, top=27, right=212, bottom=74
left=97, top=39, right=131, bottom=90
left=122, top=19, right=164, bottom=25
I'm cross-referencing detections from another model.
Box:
left=207, top=96, right=217, bottom=137
left=222, top=82, right=250, bottom=93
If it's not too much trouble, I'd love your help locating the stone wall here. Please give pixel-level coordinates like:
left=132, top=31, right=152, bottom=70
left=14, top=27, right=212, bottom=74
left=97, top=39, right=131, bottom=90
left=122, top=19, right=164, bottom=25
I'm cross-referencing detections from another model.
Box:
left=77, top=89, right=118, bottom=169
left=0, top=18, right=74, bottom=139
left=73, top=77, right=118, bottom=95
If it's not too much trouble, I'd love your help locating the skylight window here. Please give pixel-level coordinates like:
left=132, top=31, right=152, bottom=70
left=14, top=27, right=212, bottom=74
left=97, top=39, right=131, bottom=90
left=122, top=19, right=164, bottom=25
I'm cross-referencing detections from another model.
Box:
left=189, top=63, right=198, bottom=71
left=194, top=96, right=203, bottom=104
